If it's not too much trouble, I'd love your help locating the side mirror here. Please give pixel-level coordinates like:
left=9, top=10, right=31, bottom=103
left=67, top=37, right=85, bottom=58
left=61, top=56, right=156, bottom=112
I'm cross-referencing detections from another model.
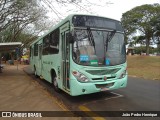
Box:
left=153, top=31, right=160, bottom=44
left=66, top=33, right=74, bottom=43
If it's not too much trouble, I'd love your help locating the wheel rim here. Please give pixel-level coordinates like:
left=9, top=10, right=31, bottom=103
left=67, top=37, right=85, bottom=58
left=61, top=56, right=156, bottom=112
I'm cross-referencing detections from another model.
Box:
left=54, top=78, right=57, bottom=87
left=34, top=68, right=37, bottom=76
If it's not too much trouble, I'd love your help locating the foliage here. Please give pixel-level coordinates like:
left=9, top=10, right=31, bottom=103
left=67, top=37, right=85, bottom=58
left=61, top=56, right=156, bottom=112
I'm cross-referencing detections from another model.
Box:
left=121, top=4, right=160, bottom=55
left=0, top=0, right=50, bottom=45
left=157, top=44, right=160, bottom=53
left=134, top=46, right=157, bottom=54
left=0, top=0, right=111, bottom=46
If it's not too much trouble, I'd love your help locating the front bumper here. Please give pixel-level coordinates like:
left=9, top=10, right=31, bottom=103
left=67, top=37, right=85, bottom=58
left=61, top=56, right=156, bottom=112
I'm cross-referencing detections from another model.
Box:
left=70, top=75, right=128, bottom=96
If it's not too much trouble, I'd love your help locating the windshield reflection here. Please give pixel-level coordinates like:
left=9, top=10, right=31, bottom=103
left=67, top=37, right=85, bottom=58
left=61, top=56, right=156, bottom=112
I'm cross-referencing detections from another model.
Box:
left=72, top=29, right=126, bottom=66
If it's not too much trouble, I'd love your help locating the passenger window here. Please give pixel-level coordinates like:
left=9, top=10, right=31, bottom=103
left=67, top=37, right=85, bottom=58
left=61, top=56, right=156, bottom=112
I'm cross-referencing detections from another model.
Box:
left=50, top=28, right=59, bottom=54
left=43, top=36, right=50, bottom=55
left=34, top=43, right=38, bottom=56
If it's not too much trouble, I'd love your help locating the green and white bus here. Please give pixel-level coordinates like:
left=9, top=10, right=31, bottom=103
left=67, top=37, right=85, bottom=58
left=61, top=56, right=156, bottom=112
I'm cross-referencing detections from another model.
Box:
left=30, top=14, right=127, bottom=96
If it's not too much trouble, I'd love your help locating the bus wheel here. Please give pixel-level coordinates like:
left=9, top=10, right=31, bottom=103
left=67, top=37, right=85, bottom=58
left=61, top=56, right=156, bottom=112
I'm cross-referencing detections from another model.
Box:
left=34, top=67, right=38, bottom=78
left=52, top=76, right=60, bottom=92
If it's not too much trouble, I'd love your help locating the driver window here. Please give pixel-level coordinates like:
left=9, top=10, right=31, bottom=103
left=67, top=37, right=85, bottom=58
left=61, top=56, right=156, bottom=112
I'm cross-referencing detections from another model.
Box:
left=73, top=30, right=96, bottom=63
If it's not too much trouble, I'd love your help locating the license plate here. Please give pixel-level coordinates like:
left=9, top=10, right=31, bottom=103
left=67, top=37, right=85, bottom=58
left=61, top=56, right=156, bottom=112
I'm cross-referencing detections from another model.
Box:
left=100, top=87, right=109, bottom=91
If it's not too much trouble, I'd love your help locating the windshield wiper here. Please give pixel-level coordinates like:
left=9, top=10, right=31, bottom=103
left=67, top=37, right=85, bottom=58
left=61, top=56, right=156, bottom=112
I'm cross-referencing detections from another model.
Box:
left=87, top=27, right=95, bottom=48
left=105, top=30, right=116, bottom=50
left=104, top=30, right=116, bottom=64
left=107, top=30, right=116, bottom=42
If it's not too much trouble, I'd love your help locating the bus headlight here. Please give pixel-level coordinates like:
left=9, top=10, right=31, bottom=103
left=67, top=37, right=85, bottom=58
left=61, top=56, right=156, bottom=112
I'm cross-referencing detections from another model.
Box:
left=72, top=71, right=89, bottom=82
left=119, top=70, right=127, bottom=79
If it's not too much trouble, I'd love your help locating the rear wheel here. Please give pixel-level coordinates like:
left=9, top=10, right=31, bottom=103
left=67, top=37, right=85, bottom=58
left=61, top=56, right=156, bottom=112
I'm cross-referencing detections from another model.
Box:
left=34, top=67, right=38, bottom=78
left=52, top=74, right=60, bottom=92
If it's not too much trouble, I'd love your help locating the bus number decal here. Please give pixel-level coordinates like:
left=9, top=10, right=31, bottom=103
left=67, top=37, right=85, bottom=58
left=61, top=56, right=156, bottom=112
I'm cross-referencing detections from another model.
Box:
left=43, top=61, right=52, bottom=65
left=80, top=55, right=89, bottom=61
left=105, top=58, right=110, bottom=65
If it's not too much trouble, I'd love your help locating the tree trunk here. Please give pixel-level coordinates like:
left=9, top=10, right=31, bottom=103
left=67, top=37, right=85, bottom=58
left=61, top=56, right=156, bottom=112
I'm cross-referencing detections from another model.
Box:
left=146, top=37, right=150, bottom=55
left=157, top=44, right=160, bottom=54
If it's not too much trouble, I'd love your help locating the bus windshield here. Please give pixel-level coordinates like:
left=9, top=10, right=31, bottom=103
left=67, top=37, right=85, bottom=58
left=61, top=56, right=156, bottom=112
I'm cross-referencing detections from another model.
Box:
left=72, top=29, right=126, bottom=66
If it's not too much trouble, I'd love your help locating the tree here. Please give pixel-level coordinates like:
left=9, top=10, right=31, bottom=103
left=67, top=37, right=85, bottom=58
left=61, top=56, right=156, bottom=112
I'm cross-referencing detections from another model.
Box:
left=0, top=0, right=49, bottom=44
left=0, top=0, right=112, bottom=46
left=121, top=4, right=160, bottom=55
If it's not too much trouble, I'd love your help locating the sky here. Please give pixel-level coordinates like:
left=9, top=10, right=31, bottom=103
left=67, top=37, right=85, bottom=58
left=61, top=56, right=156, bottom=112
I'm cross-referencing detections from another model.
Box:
left=97, top=0, right=160, bottom=20
left=42, top=0, right=160, bottom=21
left=41, top=0, right=159, bottom=47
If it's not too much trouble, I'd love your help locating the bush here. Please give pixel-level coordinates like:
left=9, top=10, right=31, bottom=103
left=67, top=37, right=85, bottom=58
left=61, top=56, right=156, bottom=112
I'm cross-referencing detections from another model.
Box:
left=134, top=46, right=157, bottom=54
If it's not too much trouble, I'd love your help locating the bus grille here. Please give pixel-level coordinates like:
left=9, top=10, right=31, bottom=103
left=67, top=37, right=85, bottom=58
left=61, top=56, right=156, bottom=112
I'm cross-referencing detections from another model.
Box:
left=86, top=68, right=120, bottom=75
left=92, top=76, right=116, bottom=81
left=95, top=82, right=114, bottom=88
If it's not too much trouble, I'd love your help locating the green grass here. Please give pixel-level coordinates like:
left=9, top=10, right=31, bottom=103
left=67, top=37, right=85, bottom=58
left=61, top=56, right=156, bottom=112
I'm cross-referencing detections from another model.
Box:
left=127, top=56, right=160, bottom=80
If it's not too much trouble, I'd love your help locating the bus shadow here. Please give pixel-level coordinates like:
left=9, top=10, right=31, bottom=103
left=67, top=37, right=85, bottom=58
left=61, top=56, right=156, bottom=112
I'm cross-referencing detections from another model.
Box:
left=31, top=75, right=119, bottom=110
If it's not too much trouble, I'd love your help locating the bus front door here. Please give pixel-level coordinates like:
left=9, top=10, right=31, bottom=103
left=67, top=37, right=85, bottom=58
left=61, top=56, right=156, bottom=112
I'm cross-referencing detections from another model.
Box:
left=62, top=31, right=70, bottom=91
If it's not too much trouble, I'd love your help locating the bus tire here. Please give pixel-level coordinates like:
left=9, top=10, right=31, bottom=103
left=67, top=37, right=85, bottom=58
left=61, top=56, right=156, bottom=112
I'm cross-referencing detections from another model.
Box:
left=52, top=73, right=60, bottom=92
left=34, top=66, right=38, bottom=78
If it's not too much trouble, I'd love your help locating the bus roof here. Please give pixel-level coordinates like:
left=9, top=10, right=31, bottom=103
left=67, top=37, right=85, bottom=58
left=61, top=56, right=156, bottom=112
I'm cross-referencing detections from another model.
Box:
left=30, top=14, right=121, bottom=46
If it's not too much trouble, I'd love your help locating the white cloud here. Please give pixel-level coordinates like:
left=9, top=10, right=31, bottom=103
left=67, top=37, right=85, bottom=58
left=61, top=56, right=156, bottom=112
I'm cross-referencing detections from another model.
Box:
left=44, top=0, right=160, bottom=22
left=96, top=0, right=160, bottom=20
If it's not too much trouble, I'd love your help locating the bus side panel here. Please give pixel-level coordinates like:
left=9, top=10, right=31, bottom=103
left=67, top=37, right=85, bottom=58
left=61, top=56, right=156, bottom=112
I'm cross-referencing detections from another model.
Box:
left=41, top=54, right=61, bottom=84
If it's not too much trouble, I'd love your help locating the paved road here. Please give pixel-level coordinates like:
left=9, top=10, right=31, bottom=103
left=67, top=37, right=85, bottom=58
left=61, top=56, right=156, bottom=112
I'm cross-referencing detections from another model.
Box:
left=24, top=66, right=160, bottom=120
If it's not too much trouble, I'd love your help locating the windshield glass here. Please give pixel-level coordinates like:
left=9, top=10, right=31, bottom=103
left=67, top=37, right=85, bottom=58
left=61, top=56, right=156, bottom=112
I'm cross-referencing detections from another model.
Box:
left=72, top=29, right=126, bottom=66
